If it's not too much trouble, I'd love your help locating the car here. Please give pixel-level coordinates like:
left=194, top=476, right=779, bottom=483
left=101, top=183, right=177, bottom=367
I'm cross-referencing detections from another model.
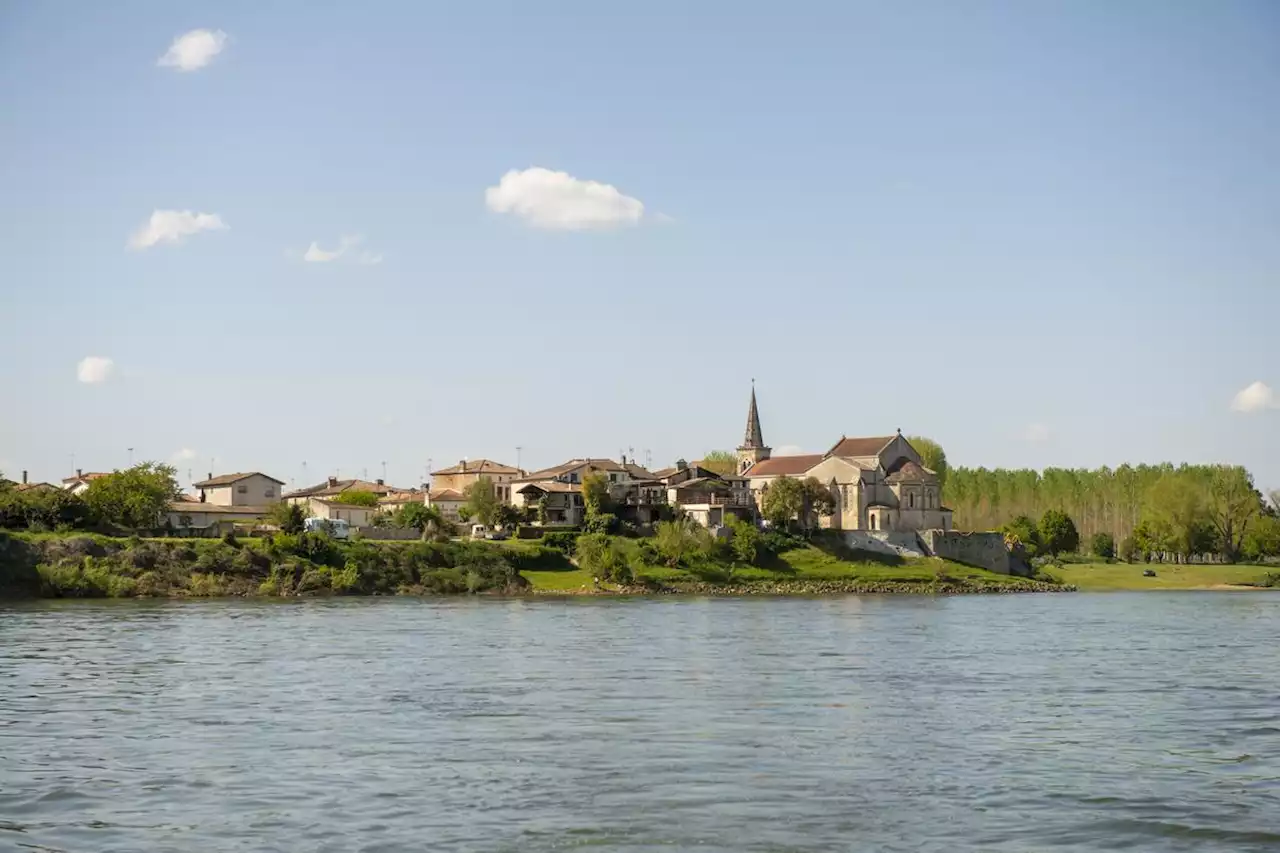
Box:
left=304, top=517, right=351, bottom=540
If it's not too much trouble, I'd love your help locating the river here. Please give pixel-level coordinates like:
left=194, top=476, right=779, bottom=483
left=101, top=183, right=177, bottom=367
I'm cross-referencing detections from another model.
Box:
left=1, top=593, right=1278, bottom=852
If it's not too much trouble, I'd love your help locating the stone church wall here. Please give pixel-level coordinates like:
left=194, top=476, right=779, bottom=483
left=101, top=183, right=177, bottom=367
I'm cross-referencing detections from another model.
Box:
left=918, top=530, right=1015, bottom=575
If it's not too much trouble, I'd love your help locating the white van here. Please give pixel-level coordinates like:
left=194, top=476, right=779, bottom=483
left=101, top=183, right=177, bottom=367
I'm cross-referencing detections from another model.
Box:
left=304, top=517, right=351, bottom=540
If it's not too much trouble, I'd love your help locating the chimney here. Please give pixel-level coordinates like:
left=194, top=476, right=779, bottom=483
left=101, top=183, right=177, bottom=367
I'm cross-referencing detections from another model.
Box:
left=22, top=470, right=28, bottom=485
left=207, top=472, right=213, bottom=481
left=199, top=490, right=206, bottom=503
left=376, top=478, right=384, bottom=486
left=76, top=468, right=82, bottom=479
left=328, top=476, right=338, bottom=488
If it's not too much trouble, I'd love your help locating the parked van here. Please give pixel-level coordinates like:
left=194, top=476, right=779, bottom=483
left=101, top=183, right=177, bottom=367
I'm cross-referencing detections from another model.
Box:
left=304, top=517, right=351, bottom=540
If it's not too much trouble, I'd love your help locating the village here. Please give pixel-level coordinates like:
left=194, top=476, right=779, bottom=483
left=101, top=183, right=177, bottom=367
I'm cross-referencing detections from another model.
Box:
left=8, top=387, right=1007, bottom=570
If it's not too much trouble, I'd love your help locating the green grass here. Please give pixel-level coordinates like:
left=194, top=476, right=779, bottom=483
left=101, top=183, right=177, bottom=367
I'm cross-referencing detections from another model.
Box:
left=1056, top=561, right=1274, bottom=591
left=523, top=568, right=595, bottom=591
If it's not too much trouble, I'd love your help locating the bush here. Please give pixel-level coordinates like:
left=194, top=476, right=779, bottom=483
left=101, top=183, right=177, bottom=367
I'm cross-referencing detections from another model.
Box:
left=725, top=515, right=762, bottom=565
left=541, top=531, right=579, bottom=554
left=1039, top=509, right=1080, bottom=556
left=501, top=545, right=571, bottom=572
left=584, top=512, right=619, bottom=535
left=1091, top=532, right=1116, bottom=561
left=575, top=534, right=635, bottom=584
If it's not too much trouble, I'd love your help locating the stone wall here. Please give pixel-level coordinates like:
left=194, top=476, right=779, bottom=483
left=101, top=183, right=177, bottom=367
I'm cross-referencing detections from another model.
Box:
left=844, top=531, right=927, bottom=558
left=918, top=530, right=1015, bottom=575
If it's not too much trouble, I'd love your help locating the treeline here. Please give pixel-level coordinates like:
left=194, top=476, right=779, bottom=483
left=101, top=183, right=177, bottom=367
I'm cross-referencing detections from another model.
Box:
left=943, top=463, right=1280, bottom=563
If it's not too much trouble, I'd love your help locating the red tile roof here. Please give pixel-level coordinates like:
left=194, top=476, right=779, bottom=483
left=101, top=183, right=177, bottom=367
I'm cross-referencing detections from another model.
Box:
left=825, top=436, right=896, bottom=459
left=742, top=454, right=823, bottom=478
left=432, top=459, right=521, bottom=476
left=194, top=472, right=285, bottom=488
left=427, top=489, right=465, bottom=502
left=885, top=460, right=937, bottom=483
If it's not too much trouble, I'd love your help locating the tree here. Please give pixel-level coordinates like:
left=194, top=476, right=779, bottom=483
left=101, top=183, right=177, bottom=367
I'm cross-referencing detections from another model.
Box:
left=1144, top=474, right=1205, bottom=562
left=999, top=515, right=1042, bottom=556
left=336, top=489, right=379, bottom=508
left=1038, top=509, right=1080, bottom=556
left=462, top=476, right=501, bottom=527
left=908, top=436, right=948, bottom=494
left=700, top=450, right=739, bottom=477
left=761, top=476, right=805, bottom=529
left=653, top=519, right=714, bottom=567
left=391, top=502, right=441, bottom=532
left=725, top=514, right=761, bottom=565
left=0, top=488, right=92, bottom=530
left=1242, top=515, right=1280, bottom=562
left=801, top=477, right=835, bottom=530
left=575, top=533, right=634, bottom=584
left=268, top=501, right=309, bottom=534
left=495, top=504, right=523, bottom=529
left=581, top=473, right=613, bottom=517
left=83, top=463, right=180, bottom=529
left=1205, top=465, right=1260, bottom=562
left=1090, top=532, right=1116, bottom=560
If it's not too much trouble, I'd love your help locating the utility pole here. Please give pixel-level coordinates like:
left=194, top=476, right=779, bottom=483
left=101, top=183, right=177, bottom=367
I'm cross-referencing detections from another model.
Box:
left=302, top=461, right=308, bottom=487
left=127, top=447, right=134, bottom=467
left=381, top=461, right=387, bottom=482
left=515, top=446, right=523, bottom=471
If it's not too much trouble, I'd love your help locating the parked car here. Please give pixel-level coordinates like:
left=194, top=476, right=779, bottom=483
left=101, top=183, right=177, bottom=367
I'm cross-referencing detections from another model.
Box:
left=305, top=517, right=351, bottom=540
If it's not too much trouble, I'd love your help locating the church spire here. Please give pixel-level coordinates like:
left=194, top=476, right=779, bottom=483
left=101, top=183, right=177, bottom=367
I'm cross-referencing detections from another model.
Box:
left=737, top=381, right=771, bottom=474
left=743, top=382, right=765, bottom=449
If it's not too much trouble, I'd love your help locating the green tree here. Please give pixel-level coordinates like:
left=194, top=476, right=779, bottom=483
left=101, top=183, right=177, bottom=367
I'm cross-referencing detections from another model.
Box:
left=1242, top=514, right=1280, bottom=562
left=1144, top=474, right=1205, bottom=561
left=761, top=476, right=805, bottom=529
left=268, top=501, right=309, bottom=534
left=1205, top=465, right=1261, bottom=562
left=1038, top=509, right=1080, bottom=556
left=699, top=450, right=739, bottom=477
left=653, top=519, right=714, bottom=567
left=336, top=489, right=379, bottom=507
left=999, top=515, right=1042, bottom=556
left=462, top=476, right=501, bottom=527
left=391, top=502, right=441, bottom=532
left=581, top=473, right=613, bottom=517
left=725, top=514, right=761, bottom=565
left=0, top=488, right=92, bottom=530
left=801, top=477, right=835, bottom=531
left=908, top=436, right=948, bottom=494
left=83, top=463, right=180, bottom=529
left=575, top=534, right=635, bottom=584
left=1090, top=531, right=1116, bottom=560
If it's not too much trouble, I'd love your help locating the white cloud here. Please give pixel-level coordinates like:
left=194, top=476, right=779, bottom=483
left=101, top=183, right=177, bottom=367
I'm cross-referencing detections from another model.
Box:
left=171, top=448, right=198, bottom=463
left=1231, top=381, right=1278, bottom=413
left=128, top=210, right=227, bottom=250
left=773, top=445, right=806, bottom=456
left=301, top=234, right=382, bottom=265
left=77, top=356, right=114, bottom=384
left=1021, top=423, right=1051, bottom=443
left=157, top=29, right=227, bottom=71
left=485, top=167, right=645, bottom=230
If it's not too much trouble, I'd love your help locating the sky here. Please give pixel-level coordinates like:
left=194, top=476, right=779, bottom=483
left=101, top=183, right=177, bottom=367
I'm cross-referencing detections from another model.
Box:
left=1, top=1, right=1277, bottom=495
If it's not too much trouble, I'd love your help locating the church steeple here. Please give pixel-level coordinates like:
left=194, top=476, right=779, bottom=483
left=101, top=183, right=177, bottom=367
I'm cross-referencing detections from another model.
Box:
left=736, top=381, right=772, bottom=474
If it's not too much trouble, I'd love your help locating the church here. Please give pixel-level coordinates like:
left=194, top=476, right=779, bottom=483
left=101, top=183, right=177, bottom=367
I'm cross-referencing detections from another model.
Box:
left=736, top=386, right=953, bottom=533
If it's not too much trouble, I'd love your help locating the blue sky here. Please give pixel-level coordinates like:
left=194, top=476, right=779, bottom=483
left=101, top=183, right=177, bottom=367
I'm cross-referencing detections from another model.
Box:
left=1, top=1, right=1277, bottom=494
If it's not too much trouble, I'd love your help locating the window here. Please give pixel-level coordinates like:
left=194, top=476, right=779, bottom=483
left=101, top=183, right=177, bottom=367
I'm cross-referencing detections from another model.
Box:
left=264, top=488, right=274, bottom=498
left=870, top=514, right=877, bottom=530
left=909, top=493, right=914, bottom=508
left=237, top=485, right=248, bottom=494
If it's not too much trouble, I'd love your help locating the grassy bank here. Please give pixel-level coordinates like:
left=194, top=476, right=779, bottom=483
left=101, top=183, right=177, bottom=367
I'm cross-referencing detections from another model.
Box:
left=0, top=530, right=1073, bottom=600
left=1054, top=560, right=1278, bottom=591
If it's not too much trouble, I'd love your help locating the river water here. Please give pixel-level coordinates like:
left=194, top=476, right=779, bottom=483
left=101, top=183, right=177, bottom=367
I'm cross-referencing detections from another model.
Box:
left=1, top=593, right=1278, bottom=852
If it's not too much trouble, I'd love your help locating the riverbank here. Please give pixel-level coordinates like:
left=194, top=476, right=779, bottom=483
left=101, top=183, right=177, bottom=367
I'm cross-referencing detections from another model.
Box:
left=0, top=531, right=1067, bottom=599
left=1053, top=560, right=1278, bottom=591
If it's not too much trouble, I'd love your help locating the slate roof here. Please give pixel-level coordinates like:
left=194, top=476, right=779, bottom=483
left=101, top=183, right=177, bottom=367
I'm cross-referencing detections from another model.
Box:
left=885, top=460, right=937, bottom=483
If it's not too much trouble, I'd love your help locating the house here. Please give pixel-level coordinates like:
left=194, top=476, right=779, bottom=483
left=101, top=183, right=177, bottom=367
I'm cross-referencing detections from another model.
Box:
left=308, top=497, right=377, bottom=527
left=377, top=489, right=424, bottom=515
left=736, top=385, right=952, bottom=532
left=430, top=459, right=522, bottom=502
left=425, top=489, right=467, bottom=522
left=193, top=472, right=285, bottom=507
left=513, top=481, right=584, bottom=525
left=165, top=502, right=274, bottom=532
left=61, top=470, right=110, bottom=495
left=283, top=477, right=411, bottom=505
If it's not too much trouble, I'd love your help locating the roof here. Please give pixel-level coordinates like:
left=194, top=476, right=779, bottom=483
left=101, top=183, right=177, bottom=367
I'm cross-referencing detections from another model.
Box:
left=312, top=498, right=378, bottom=510
left=672, top=476, right=732, bottom=490
left=516, top=481, right=582, bottom=494
left=194, top=472, right=285, bottom=488
left=283, top=479, right=408, bottom=499
left=866, top=501, right=895, bottom=509
left=825, top=435, right=897, bottom=459
left=622, top=463, right=658, bottom=480
left=167, top=502, right=272, bottom=515
left=61, top=472, right=109, bottom=484
left=431, top=459, right=521, bottom=476
left=521, top=458, right=625, bottom=480
left=739, top=385, right=768, bottom=450
left=427, top=489, right=466, bottom=502
left=742, top=454, right=823, bottom=478
left=885, top=460, right=937, bottom=483
left=377, top=491, right=421, bottom=504
left=15, top=482, right=60, bottom=492
left=651, top=466, right=678, bottom=479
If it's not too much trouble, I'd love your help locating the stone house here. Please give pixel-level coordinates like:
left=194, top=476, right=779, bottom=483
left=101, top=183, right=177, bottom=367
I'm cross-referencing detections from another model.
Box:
left=430, top=459, right=522, bottom=503
left=308, top=497, right=377, bottom=527
left=513, top=481, right=584, bottom=525
left=61, top=470, right=109, bottom=495
left=425, top=489, right=467, bottom=522
left=283, top=477, right=411, bottom=506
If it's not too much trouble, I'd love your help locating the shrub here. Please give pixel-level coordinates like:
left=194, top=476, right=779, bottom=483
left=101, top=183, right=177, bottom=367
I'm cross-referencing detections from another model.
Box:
left=1119, top=535, right=1141, bottom=563
left=502, top=545, right=570, bottom=572
left=1038, top=509, right=1080, bottom=556
left=654, top=520, right=716, bottom=567
left=1091, top=532, right=1117, bottom=561
left=584, top=512, right=619, bottom=535
left=541, top=531, right=579, bottom=554
left=758, top=529, right=802, bottom=556
left=725, top=515, right=762, bottom=565
left=575, top=534, right=635, bottom=584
